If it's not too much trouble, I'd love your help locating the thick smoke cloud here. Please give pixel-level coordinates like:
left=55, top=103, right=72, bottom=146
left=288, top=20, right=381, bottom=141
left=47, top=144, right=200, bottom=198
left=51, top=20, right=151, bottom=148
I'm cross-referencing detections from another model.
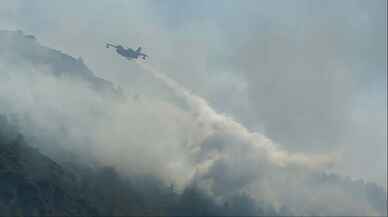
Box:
left=1, top=43, right=385, bottom=214
left=136, top=62, right=385, bottom=215
left=0, top=60, right=192, bottom=186
left=148, top=0, right=387, bottom=187
left=0, top=0, right=386, bottom=215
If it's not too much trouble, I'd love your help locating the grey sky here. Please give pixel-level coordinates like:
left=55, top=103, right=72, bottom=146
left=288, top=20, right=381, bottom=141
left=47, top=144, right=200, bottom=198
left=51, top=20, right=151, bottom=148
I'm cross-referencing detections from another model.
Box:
left=0, top=0, right=386, bottom=189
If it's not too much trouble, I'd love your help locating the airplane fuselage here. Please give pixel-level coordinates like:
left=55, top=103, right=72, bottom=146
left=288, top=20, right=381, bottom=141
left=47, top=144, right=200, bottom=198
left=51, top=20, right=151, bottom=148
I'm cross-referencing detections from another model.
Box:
left=116, top=47, right=138, bottom=59
left=106, top=43, right=148, bottom=60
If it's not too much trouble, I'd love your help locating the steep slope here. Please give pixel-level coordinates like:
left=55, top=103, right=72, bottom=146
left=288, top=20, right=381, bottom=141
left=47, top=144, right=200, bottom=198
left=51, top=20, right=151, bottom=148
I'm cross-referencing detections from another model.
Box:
left=0, top=115, right=98, bottom=216
left=0, top=29, right=386, bottom=216
left=1, top=113, right=385, bottom=216
left=0, top=30, right=121, bottom=97
left=0, top=115, right=276, bottom=216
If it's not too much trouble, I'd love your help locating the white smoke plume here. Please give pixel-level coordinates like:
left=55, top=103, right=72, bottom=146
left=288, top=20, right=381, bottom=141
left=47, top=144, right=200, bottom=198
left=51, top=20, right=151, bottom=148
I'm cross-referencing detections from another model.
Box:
left=0, top=27, right=385, bottom=215
left=134, top=61, right=384, bottom=215
left=0, top=53, right=384, bottom=216
left=137, top=60, right=336, bottom=170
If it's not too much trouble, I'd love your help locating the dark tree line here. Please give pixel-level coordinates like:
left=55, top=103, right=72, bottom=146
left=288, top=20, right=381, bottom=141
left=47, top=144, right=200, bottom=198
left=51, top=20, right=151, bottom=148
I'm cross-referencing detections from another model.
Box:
left=0, top=115, right=275, bottom=216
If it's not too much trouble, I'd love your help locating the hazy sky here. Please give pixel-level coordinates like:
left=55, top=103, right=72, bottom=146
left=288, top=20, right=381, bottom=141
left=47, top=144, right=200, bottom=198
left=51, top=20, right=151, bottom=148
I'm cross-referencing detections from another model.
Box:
left=0, top=0, right=386, bottom=189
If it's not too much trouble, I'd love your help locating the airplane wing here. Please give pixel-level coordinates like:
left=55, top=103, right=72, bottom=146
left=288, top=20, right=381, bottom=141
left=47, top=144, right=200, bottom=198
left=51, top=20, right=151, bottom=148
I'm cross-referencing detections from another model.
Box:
left=106, top=43, right=117, bottom=48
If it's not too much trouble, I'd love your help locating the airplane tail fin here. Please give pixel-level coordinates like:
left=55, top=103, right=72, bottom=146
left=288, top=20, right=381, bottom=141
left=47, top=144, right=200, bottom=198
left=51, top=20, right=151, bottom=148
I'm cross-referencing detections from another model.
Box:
left=136, top=46, right=142, bottom=53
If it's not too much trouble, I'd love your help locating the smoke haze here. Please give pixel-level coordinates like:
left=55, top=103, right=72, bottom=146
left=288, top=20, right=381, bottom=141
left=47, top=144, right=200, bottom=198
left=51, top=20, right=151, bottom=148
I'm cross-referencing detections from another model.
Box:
left=0, top=0, right=386, bottom=216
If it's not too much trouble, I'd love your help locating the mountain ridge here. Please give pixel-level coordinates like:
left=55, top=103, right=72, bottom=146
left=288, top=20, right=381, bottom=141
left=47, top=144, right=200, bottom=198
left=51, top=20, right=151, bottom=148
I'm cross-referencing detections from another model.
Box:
left=0, top=30, right=122, bottom=98
left=0, top=29, right=386, bottom=216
